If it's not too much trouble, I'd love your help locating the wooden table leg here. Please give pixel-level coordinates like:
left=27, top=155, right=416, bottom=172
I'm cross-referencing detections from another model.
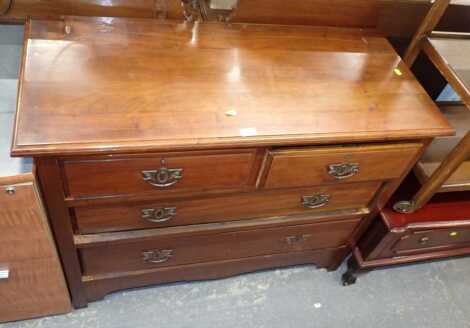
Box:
left=394, top=131, right=470, bottom=213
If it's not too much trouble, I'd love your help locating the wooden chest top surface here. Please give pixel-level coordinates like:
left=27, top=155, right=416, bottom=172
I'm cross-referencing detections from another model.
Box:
left=12, top=16, right=452, bottom=156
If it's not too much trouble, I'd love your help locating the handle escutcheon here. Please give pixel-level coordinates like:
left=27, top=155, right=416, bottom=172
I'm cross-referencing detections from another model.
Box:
left=141, top=207, right=176, bottom=223
left=142, top=159, right=183, bottom=188
left=286, top=234, right=312, bottom=245
left=302, top=194, right=330, bottom=209
left=142, top=249, right=173, bottom=264
left=327, top=162, right=359, bottom=180
left=419, top=236, right=430, bottom=245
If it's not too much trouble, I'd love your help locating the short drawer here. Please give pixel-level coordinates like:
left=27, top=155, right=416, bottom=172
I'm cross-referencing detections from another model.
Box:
left=62, top=149, right=261, bottom=198
left=392, top=227, right=470, bottom=255
left=74, top=181, right=380, bottom=234
left=261, top=143, right=421, bottom=189
left=79, top=218, right=360, bottom=275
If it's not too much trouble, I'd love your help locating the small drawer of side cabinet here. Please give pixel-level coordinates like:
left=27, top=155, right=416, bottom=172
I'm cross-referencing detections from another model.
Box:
left=261, top=143, right=422, bottom=189
left=343, top=202, right=470, bottom=286
left=392, top=227, right=470, bottom=256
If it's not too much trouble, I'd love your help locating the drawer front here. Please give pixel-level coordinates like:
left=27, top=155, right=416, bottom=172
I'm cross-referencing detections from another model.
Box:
left=74, top=181, right=380, bottom=234
left=62, top=149, right=261, bottom=198
left=262, top=143, right=421, bottom=189
left=79, top=218, right=360, bottom=275
left=392, top=227, right=470, bottom=255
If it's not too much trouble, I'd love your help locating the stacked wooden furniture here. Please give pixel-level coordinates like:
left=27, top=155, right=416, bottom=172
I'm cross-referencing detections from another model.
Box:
left=12, top=14, right=452, bottom=308
left=343, top=0, right=470, bottom=285
left=0, top=71, right=70, bottom=321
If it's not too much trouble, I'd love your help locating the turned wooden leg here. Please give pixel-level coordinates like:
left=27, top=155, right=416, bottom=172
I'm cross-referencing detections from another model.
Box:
left=342, top=256, right=360, bottom=286
left=341, top=255, right=374, bottom=286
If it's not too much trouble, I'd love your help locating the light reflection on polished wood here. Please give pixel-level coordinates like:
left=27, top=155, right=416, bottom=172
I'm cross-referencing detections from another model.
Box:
left=12, top=17, right=452, bottom=157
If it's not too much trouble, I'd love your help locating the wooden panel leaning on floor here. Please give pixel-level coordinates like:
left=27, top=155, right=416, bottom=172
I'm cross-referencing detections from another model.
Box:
left=0, top=174, right=71, bottom=322
left=11, top=16, right=453, bottom=308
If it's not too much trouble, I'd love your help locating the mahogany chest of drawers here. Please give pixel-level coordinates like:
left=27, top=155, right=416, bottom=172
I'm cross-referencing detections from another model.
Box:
left=12, top=17, right=453, bottom=308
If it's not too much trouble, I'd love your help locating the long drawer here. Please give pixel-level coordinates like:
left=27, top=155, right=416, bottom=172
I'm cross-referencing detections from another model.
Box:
left=261, top=143, right=421, bottom=189
left=62, top=149, right=261, bottom=198
left=79, top=218, right=360, bottom=275
left=74, top=181, right=380, bottom=234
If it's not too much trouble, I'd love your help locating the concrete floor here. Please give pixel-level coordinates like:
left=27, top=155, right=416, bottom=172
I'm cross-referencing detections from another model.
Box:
left=0, top=24, right=31, bottom=176
left=2, top=24, right=470, bottom=328
left=3, top=259, right=470, bottom=328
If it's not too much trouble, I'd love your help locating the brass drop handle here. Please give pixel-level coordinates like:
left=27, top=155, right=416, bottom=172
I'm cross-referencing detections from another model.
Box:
left=142, top=159, right=183, bottom=188
left=449, top=231, right=459, bottom=237
left=142, top=249, right=173, bottom=264
left=286, top=234, right=312, bottom=245
left=302, top=194, right=330, bottom=209
left=419, top=236, right=430, bottom=245
left=327, top=163, right=360, bottom=180
left=141, top=207, right=176, bottom=223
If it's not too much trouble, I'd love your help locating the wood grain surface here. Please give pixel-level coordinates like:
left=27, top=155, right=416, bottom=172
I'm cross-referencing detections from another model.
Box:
left=73, top=182, right=378, bottom=233
left=0, top=175, right=71, bottom=322
left=12, top=17, right=452, bottom=157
